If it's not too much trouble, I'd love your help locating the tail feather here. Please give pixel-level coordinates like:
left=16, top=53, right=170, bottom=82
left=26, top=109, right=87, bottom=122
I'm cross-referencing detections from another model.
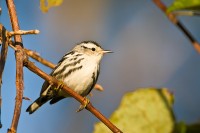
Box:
left=26, top=97, right=49, bottom=114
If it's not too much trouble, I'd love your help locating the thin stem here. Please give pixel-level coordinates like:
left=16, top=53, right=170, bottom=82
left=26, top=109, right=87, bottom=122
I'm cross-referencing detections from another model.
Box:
left=0, top=24, right=9, bottom=129
left=6, top=0, right=25, bottom=133
left=152, top=0, right=200, bottom=53
left=9, top=29, right=40, bottom=36
left=172, top=10, right=200, bottom=16
left=24, top=60, right=123, bottom=133
left=24, top=48, right=55, bottom=69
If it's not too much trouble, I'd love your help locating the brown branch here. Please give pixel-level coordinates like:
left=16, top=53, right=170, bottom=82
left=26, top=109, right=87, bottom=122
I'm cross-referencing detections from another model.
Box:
left=24, top=48, right=55, bottom=69
left=0, top=24, right=9, bottom=128
left=8, top=41, right=17, bottom=51
left=94, top=83, right=104, bottom=91
left=6, top=0, right=26, bottom=133
left=152, top=0, right=200, bottom=53
left=24, top=60, right=123, bottom=133
left=9, top=29, right=40, bottom=36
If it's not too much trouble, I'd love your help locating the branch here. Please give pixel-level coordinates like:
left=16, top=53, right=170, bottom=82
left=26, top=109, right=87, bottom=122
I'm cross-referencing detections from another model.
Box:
left=172, top=10, right=200, bottom=16
left=24, top=48, right=55, bottom=69
left=24, top=60, right=123, bottom=133
left=6, top=0, right=26, bottom=133
left=0, top=24, right=9, bottom=128
left=9, top=29, right=40, bottom=36
left=152, top=0, right=200, bottom=53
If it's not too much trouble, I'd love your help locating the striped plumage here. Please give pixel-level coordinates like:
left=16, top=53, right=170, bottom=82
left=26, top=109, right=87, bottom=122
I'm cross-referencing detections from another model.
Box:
left=26, top=41, right=111, bottom=114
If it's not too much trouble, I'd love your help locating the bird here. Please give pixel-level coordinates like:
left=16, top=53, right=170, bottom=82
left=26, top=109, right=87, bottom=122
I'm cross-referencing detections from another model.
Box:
left=26, top=41, right=112, bottom=114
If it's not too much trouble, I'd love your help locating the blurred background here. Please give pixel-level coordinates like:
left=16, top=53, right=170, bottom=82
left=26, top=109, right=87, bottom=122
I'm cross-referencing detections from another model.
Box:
left=1, top=0, right=200, bottom=133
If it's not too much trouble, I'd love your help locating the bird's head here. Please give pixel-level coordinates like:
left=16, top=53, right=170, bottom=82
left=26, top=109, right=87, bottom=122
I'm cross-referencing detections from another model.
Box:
left=73, top=41, right=112, bottom=57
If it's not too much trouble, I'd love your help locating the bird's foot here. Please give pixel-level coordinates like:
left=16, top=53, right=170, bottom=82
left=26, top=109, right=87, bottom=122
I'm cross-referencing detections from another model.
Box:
left=76, top=97, right=90, bottom=112
left=54, top=81, right=64, bottom=93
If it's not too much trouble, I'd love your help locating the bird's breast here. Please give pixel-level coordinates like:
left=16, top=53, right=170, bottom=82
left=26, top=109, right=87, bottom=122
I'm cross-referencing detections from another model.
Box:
left=60, top=59, right=99, bottom=96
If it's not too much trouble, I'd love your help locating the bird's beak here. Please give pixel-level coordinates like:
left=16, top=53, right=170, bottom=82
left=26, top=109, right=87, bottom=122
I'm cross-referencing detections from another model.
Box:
left=101, top=50, right=113, bottom=54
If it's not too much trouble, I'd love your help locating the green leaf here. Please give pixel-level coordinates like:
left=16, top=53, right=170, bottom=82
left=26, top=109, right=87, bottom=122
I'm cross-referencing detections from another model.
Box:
left=40, top=0, right=63, bottom=13
left=93, top=88, right=175, bottom=133
left=175, top=121, right=187, bottom=133
left=167, top=0, right=200, bottom=13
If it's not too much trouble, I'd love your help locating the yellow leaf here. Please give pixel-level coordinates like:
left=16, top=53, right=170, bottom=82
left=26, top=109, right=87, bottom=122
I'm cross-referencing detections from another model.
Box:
left=93, top=88, right=175, bottom=133
left=40, top=0, right=63, bottom=13
left=167, top=0, right=200, bottom=13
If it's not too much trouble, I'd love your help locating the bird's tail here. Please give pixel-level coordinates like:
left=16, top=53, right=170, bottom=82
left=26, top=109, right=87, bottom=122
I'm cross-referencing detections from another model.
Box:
left=26, top=97, right=49, bottom=114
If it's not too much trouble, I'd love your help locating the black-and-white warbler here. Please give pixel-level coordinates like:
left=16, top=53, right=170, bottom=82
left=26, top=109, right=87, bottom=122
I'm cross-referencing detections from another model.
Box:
left=26, top=41, right=112, bottom=114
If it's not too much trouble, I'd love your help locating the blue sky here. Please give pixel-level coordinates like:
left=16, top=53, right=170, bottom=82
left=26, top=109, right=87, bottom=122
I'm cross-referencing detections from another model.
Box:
left=1, top=0, right=200, bottom=133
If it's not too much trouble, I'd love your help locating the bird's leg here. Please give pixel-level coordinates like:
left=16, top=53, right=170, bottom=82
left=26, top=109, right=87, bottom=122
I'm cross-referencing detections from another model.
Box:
left=54, top=81, right=64, bottom=94
left=54, top=81, right=90, bottom=112
left=76, top=97, right=90, bottom=112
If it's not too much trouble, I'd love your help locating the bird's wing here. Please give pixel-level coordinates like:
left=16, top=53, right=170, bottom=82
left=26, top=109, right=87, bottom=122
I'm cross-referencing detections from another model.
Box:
left=49, top=96, right=65, bottom=104
left=40, top=80, right=50, bottom=95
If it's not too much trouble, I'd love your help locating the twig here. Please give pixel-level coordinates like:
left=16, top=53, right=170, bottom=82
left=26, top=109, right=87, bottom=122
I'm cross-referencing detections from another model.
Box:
left=0, top=24, right=9, bottom=128
left=172, top=10, right=200, bottom=16
left=8, top=42, right=17, bottom=51
left=94, top=84, right=104, bottom=91
left=24, top=48, right=55, bottom=69
left=152, top=0, right=200, bottom=53
left=6, top=0, right=26, bottom=133
left=24, top=60, right=123, bottom=133
left=9, top=29, right=39, bottom=36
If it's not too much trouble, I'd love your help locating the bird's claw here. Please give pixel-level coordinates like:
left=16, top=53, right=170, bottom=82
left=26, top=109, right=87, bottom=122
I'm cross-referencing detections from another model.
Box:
left=54, top=81, right=64, bottom=93
left=76, top=97, right=90, bottom=112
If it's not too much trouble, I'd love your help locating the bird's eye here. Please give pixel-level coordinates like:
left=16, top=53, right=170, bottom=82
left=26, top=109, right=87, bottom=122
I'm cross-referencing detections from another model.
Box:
left=92, top=48, right=96, bottom=51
